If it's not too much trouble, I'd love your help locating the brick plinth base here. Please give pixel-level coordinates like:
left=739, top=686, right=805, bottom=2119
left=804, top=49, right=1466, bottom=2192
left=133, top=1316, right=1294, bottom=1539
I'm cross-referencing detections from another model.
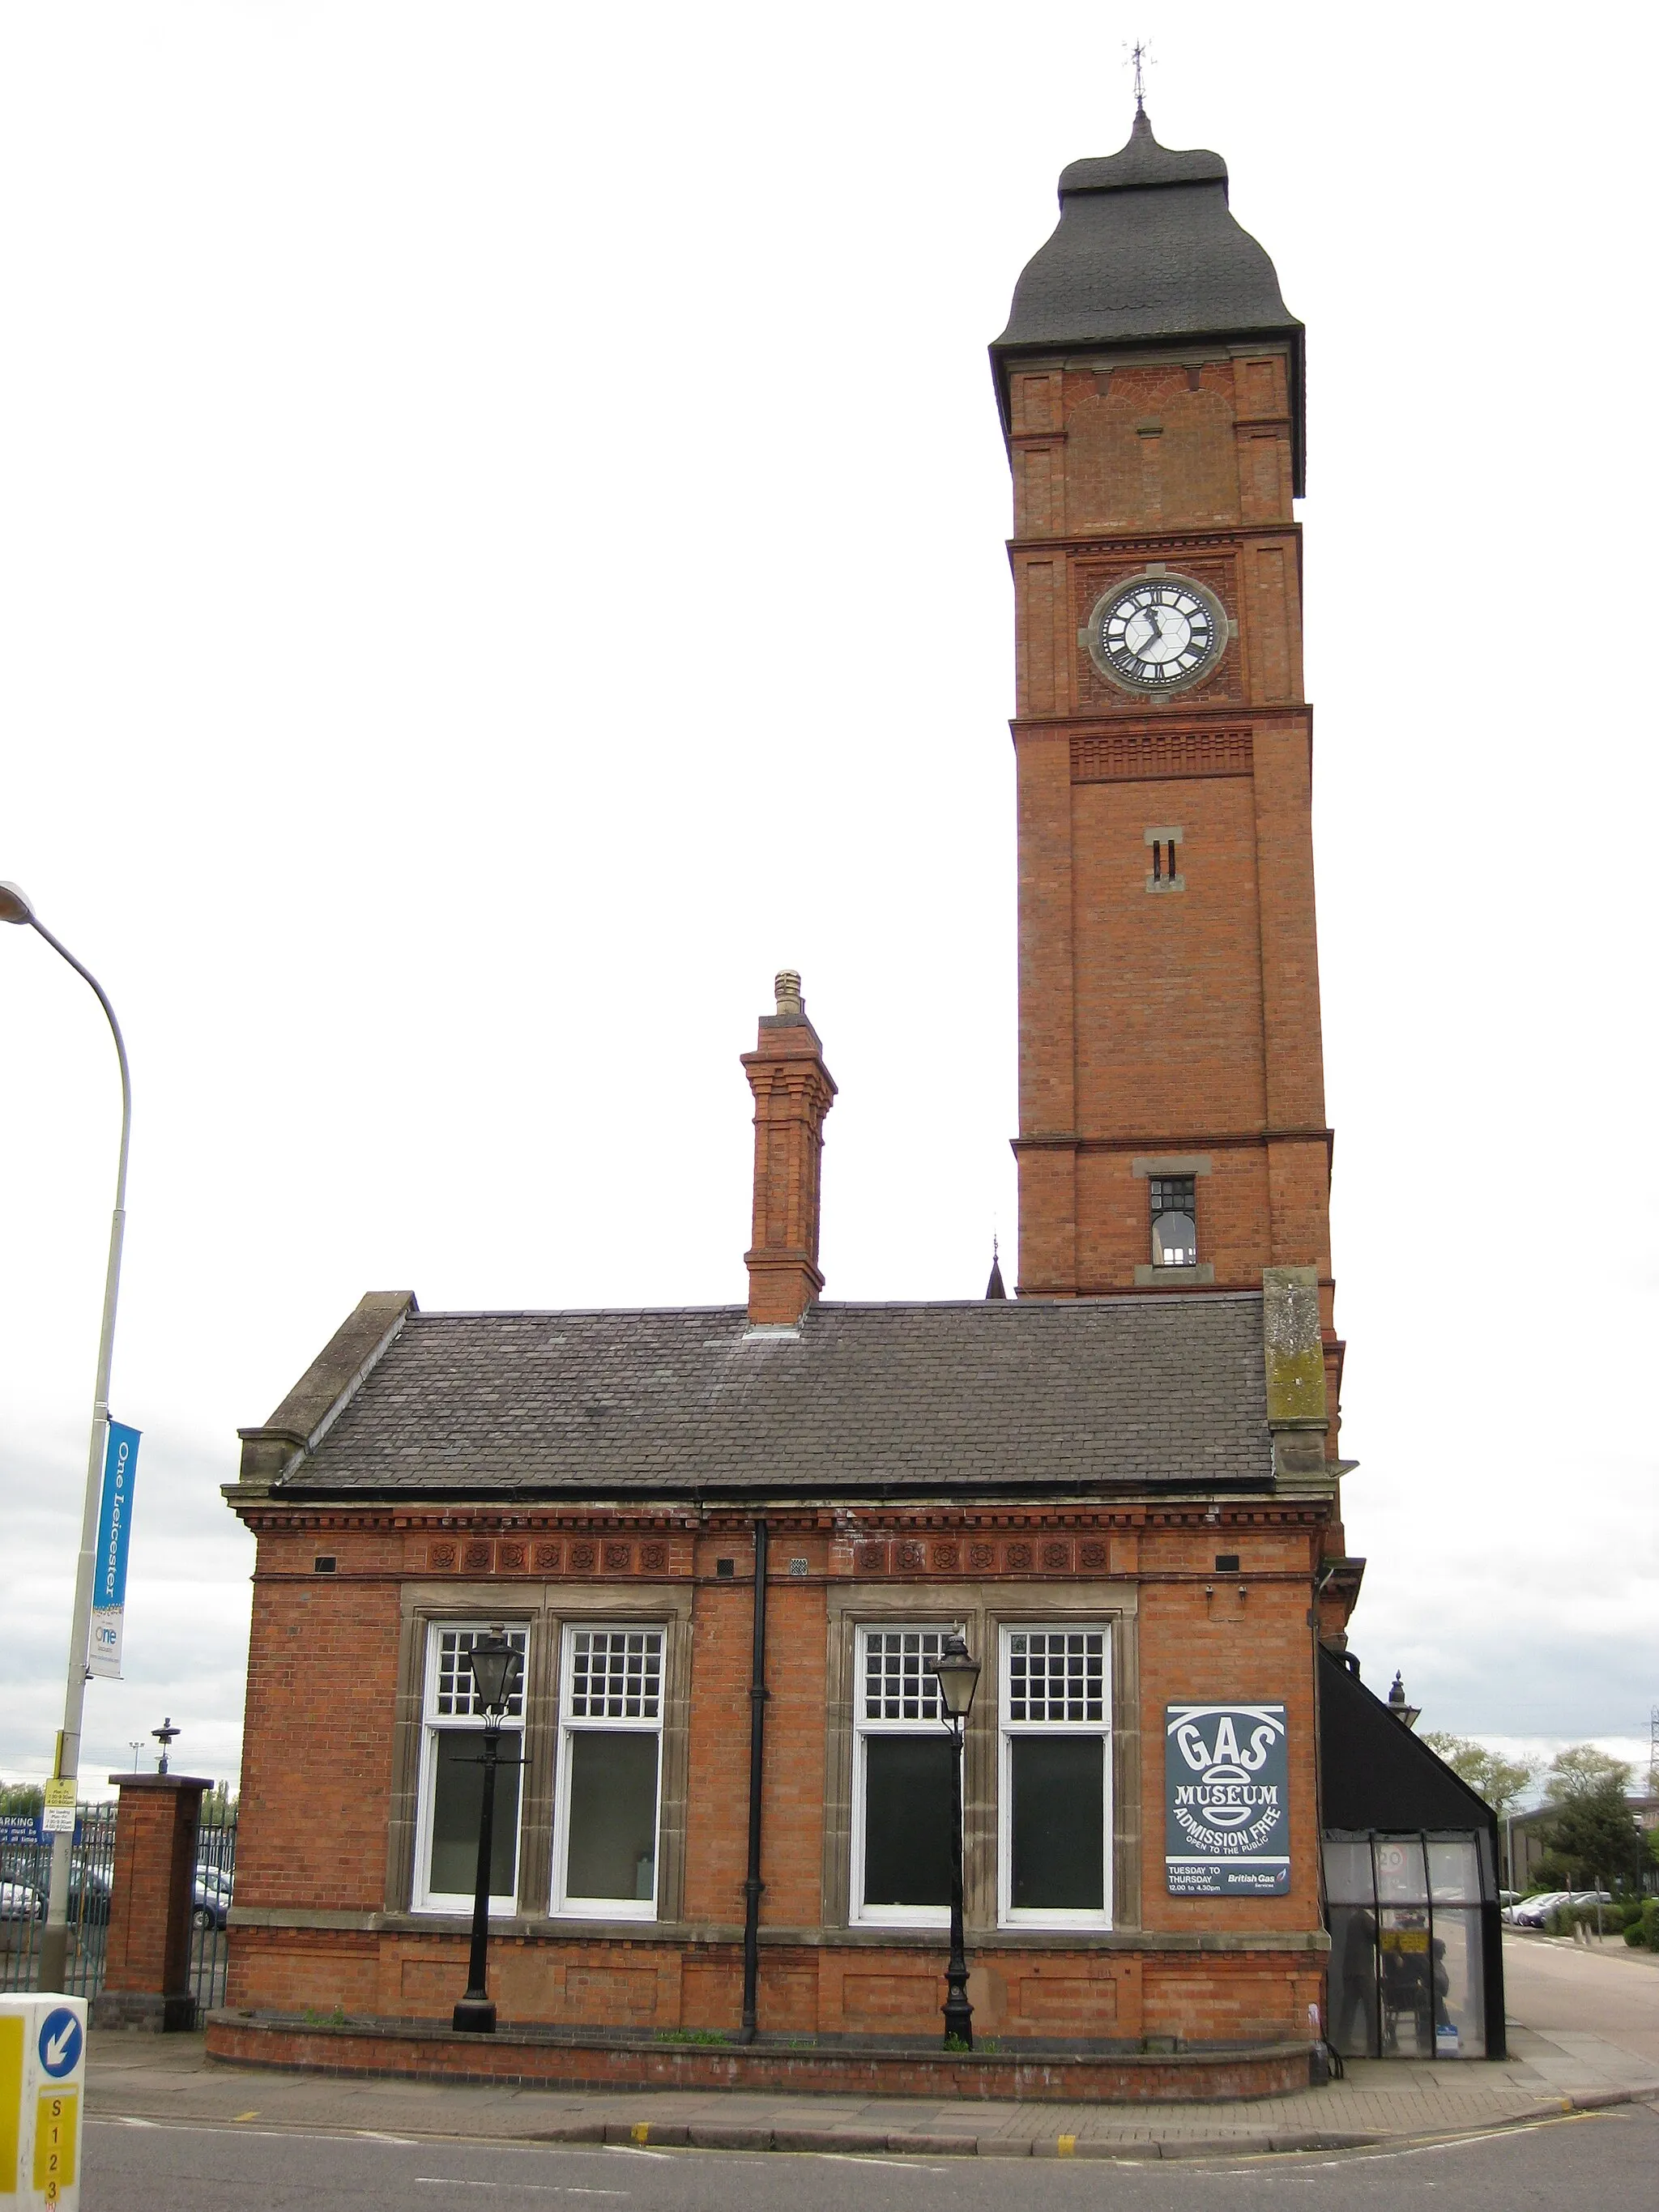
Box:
left=204, top=2010, right=1316, bottom=2102
left=91, top=1990, right=198, bottom=2032
left=89, top=1771, right=211, bottom=2034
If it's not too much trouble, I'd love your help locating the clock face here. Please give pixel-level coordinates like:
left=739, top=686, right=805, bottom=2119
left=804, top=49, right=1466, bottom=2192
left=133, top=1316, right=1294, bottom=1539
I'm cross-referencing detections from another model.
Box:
left=1088, top=574, right=1226, bottom=693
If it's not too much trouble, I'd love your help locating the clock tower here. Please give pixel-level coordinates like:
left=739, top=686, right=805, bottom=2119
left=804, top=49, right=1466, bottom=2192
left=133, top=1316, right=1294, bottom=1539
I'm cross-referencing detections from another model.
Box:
left=992, top=107, right=1344, bottom=1454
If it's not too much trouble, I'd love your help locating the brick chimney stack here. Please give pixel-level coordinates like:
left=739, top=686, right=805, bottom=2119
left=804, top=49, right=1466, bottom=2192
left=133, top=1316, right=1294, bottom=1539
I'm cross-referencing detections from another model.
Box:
left=741, top=971, right=837, bottom=1326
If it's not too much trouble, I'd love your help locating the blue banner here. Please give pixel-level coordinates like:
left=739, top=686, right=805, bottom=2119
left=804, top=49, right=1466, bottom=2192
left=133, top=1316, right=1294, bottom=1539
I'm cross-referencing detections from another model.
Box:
left=87, top=1419, right=140, bottom=1680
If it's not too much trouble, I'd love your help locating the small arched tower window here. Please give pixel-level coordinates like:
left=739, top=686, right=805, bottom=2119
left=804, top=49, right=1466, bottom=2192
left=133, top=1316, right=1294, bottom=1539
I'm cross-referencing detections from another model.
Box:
left=1149, top=1174, right=1197, bottom=1268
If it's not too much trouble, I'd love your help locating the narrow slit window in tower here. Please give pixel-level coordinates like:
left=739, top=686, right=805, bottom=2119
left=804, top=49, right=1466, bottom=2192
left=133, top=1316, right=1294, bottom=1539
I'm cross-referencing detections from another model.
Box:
left=1149, top=1175, right=1197, bottom=1268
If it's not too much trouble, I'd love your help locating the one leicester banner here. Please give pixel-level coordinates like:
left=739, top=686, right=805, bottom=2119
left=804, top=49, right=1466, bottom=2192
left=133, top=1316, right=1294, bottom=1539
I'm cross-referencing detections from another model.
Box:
left=87, top=1421, right=140, bottom=1681
left=1164, top=1703, right=1290, bottom=1895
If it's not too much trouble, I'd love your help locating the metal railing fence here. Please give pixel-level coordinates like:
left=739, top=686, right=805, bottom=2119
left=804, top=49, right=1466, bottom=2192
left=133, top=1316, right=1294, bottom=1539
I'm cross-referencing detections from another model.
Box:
left=0, top=1801, right=237, bottom=2012
left=190, top=1805, right=237, bottom=2013
left=0, top=1805, right=118, bottom=1997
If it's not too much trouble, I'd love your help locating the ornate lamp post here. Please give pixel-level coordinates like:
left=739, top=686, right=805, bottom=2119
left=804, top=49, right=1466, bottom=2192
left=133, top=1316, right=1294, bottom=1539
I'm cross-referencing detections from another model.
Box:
left=452, top=1629, right=523, bottom=2035
left=929, top=1632, right=981, bottom=2049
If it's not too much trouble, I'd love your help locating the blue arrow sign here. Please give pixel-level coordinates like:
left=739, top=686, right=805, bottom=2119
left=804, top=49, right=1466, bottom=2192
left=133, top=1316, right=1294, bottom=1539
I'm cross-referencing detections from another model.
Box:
left=38, top=2007, right=82, bottom=2078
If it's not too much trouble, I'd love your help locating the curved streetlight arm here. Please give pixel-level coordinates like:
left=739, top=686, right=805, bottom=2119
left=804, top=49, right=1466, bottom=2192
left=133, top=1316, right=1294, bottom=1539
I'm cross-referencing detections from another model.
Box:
left=17, top=909, right=132, bottom=1994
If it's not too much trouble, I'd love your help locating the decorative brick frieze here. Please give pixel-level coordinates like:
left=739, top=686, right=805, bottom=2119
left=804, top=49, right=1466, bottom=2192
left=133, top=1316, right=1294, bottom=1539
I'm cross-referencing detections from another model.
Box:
left=1069, top=727, right=1254, bottom=782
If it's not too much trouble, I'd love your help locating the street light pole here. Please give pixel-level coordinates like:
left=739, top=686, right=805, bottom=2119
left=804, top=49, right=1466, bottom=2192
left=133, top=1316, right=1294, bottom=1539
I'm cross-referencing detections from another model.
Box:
left=1, top=883, right=130, bottom=1997
left=452, top=1630, right=523, bottom=2035
left=943, top=1709, right=972, bottom=2048
left=929, top=1632, right=982, bottom=2052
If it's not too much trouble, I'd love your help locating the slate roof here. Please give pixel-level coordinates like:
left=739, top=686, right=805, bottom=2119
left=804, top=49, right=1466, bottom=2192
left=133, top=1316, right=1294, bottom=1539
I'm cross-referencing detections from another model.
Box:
left=991, top=109, right=1304, bottom=491
left=267, top=1294, right=1273, bottom=1502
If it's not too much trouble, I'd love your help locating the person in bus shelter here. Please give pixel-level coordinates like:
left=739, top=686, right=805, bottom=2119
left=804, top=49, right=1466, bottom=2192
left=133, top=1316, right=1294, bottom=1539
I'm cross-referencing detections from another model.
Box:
left=1380, top=1911, right=1433, bottom=2054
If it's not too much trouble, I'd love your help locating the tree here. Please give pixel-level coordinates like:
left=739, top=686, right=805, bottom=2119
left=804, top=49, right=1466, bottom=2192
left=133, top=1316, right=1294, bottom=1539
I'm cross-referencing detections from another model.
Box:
left=1420, top=1733, right=1537, bottom=1820
left=0, top=1783, right=44, bottom=1820
left=1535, top=1745, right=1644, bottom=1887
left=1544, top=1745, right=1634, bottom=1803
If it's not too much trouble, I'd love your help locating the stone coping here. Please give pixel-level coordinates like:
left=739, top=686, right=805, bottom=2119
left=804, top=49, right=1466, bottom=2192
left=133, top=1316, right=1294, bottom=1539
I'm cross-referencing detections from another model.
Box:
left=227, top=1908, right=1330, bottom=1952
left=204, top=2010, right=1316, bottom=2103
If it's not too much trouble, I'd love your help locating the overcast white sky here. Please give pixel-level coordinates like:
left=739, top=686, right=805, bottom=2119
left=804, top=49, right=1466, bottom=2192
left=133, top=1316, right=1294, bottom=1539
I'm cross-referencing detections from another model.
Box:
left=2, top=3, right=1654, bottom=1798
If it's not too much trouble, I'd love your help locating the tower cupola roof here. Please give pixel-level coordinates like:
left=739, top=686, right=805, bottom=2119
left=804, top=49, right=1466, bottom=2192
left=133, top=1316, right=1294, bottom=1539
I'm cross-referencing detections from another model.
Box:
left=992, top=109, right=1304, bottom=490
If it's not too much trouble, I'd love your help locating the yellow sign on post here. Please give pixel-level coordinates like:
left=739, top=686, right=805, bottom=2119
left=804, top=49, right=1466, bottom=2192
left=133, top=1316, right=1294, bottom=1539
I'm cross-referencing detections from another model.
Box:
left=0, top=2014, right=23, bottom=2191
left=39, top=1787, right=75, bottom=1840
left=32, top=2095, right=76, bottom=2195
left=0, top=1997, right=84, bottom=2210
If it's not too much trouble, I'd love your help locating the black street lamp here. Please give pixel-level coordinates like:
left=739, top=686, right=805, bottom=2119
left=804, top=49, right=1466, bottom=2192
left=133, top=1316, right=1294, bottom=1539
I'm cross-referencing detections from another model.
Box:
left=452, top=1629, right=523, bottom=2035
left=929, top=1632, right=981, bottom=2050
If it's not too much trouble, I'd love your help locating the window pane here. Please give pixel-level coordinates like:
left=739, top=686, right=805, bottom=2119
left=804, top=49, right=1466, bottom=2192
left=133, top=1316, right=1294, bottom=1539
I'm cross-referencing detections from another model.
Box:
left=1378, top=1910, right=1433, bottom=2055
left=863, top=1630, right=950, bottom=1723
left=1152, top=1210, right=1196, bottom=1266
left=1321, top=1837, right=1375, bottom=1907
left=429, top=1729, right=520, bottom=1898
left=863, top=1734, right=952, bottom=1907
left=435, top=1627, right=528, bottom=1720
left=1373, top=1835, right=1428, bottom=1904
left=565, top=1731, right=659, bottom=1901
left=569, top=1630, right=662, bottom=1721
left=1427, top=1838, right=1482, bottom=1905
left=1007, top=1630, right=1104, bottom=1723
left=1010, top=1736, right=1103, bottom=1912
left=1429, top=1907, right=1486, bottom=2058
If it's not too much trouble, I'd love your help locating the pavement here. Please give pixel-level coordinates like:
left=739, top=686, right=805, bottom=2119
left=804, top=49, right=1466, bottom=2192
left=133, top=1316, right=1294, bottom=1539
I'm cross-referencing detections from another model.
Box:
left=84, top=1932, right=1659, bottom=2163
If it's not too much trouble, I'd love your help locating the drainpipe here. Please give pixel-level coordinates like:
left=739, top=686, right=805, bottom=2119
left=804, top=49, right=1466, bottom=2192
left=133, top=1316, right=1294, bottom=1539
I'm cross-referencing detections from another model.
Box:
left=736, top=1518, right=770, bottom=2043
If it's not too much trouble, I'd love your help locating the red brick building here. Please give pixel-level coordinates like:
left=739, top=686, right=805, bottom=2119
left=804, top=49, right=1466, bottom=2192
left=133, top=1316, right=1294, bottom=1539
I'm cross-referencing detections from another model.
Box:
left=219, top=109, right=1499, bottom=2078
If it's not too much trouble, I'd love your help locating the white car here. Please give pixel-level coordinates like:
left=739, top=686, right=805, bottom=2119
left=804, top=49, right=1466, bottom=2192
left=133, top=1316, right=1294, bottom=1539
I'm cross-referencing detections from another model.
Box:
left=1508, top=1890, right=1610, bottom=1929
left=1506, top=1891, right=1567, bottom=1926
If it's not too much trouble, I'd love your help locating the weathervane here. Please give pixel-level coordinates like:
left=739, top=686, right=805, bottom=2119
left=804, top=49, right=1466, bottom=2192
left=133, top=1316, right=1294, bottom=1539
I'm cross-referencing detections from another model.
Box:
left=1128, top=39, right=1152, bottom=114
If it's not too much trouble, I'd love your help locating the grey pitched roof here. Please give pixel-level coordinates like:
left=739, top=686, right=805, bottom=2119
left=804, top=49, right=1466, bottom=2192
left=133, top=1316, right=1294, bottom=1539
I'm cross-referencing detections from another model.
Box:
left=991, top=109, right=1304, bottom=491
left=263, top=1294, right=1273, bottom=1502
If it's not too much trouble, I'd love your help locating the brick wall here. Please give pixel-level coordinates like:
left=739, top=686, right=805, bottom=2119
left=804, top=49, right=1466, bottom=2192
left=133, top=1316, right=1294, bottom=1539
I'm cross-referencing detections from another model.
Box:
left=227, top=1505, right=1329, bottom=2048
left=1006, top=350, right=1336, bottom=1351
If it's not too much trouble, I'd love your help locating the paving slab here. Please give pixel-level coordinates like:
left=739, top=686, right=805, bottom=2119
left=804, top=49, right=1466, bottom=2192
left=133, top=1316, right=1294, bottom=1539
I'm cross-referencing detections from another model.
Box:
left=82, top=2022, right=1659, bottom=2160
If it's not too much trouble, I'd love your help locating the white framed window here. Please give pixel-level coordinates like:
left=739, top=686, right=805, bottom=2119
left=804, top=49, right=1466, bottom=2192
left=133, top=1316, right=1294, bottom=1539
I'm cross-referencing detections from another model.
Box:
left=412, top=1620, right=529, bottom=1915
left=851, top=1625, right=963, bottom=1927
left=998, top=1624, right=1112, bottom=1929
left=551, top=1623, right=666, bottom=1920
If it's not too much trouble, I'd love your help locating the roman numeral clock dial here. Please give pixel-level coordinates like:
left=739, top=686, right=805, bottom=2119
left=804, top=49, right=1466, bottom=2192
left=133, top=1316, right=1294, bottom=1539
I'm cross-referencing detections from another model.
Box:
left=1081, top=571, right=1230, bottom=696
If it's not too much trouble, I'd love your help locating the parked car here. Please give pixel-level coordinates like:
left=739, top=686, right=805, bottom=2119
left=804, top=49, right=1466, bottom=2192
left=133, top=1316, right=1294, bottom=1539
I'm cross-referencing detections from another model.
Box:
left=68, top=1866, right=113, bottom=1925
left=0, top=1878, right=44, bottom=1922
left=193, top=1868, right=232, bottom=1929
left=1509, top=1890, right=1610, bottom=1929
left=1506, top=1891, right=1567, bottom=1927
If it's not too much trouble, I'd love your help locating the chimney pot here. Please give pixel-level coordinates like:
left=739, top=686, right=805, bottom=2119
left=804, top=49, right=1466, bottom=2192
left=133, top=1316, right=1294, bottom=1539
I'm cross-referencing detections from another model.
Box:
left=774, top=970, right=804, bottom=1017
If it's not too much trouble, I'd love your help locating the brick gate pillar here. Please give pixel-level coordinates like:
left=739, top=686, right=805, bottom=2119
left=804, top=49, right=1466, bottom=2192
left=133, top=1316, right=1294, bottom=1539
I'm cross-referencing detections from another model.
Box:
left=89, top=1773, right=211, bottom=2031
